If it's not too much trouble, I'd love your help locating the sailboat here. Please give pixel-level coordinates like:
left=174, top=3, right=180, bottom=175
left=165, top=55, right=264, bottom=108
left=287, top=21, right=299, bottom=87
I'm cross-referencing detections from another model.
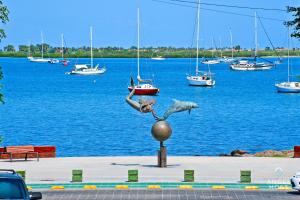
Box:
left=187, top=0, right=215, bottom=86
left=230, top=12, right=274, bottom=71
left=29, top=32, right=52, bottom=63
left=202, top=38, right=220, bottom=65
left=49, top=34, right=68, bottom=64
left=151, top=56, right=166, bottom=61
left=128, top=8, right=159, bottom=95
left=60, top=34, right=70, bottom=66
left=68, top=27, right=106, bottom=75
left=220, top=29, right=236, bottom=63
left=275, top=27, right=300, bottom=93
left=27, top=42, right=33, bottom=61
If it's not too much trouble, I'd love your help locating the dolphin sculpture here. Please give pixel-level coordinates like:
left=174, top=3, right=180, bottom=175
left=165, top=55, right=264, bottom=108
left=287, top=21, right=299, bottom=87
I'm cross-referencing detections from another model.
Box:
left=154, top=99, right=199, bottom=121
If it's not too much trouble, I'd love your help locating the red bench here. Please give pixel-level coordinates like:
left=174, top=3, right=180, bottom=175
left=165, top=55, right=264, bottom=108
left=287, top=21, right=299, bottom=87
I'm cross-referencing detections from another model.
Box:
left=0, top=145, right=39, bottom=162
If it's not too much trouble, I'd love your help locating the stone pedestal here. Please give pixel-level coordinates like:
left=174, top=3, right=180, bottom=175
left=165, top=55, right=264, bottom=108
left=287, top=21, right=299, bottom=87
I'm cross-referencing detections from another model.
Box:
left=151, top=121, right=172, bottom=168
left=157, top=142, right=167, bottom=168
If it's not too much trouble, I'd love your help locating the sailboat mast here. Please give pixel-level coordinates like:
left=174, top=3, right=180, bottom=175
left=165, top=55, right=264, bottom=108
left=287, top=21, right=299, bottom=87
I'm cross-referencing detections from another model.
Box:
left=211, top=38, right=214, bottom=58
left=41, top=31, right=44, bottom=59
left=90, top=26, right=93, bottom=67
left=28, top=41, right=31, bottom=57
left=254, top=12, right=258, bottom=58
left=137, top=8, right=140, bottom=82
left=229, top=28, right=233, bottom=59
left=219, top=37, right=222, bottom=58
left=196, top=0, right=200, bottom=75
left=61, top=33, right=64, bottom=59
left=287, top=26, right=290, bottom=82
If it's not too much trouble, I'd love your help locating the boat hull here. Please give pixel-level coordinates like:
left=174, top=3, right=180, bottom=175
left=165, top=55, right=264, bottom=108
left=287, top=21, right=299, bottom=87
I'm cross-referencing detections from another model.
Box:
left=230, top=64, right=272, bottom=71
left=48, top=59, right=60, bottom=64
left=68, top=64, right=106, bottom=75
left=275, top=82, right=300, bottom=93
left=151, top=57, right=166, bottom=61
left=128, top=86, right=159, bottom=95
left=202, top=60, right=220, bottom=64
left=30, top=58, right=52, bottom=63
left=69, top=70, right=106, bottom=75
left=187, top=76, right=215, bottom=86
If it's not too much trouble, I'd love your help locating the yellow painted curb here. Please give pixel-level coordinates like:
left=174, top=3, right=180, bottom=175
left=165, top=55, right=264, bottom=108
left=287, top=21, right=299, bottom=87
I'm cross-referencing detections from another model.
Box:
left=212, top=185, right=225, bottom=189
left=277, top=186, right=292, bottom=191
left=115, top=185, right=129, bottom=189
left=27, top=186, right=32, bottom=191
left=179, top=185, right=193, bottom=189
left=245, top=186, right=259, bottom=190
left=84, top=185, right=97, bottom=190
left=51, top=186, right=65, bottom=190
left=148, top=185, right=161, bottom=189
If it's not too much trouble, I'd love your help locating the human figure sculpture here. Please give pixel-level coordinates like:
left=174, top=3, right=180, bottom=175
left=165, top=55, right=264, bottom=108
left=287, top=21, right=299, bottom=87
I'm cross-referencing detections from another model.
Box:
left=125, top=77, right=199, bottom=120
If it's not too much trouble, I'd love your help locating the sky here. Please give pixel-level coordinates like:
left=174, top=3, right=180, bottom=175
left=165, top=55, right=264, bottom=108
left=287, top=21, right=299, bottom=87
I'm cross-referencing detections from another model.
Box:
left=1, top=0, right=300, bottom=49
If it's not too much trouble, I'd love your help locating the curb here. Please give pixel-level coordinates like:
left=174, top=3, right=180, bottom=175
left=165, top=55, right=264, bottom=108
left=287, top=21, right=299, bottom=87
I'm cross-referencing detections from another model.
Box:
left=27, top=182, right=292, bottom=191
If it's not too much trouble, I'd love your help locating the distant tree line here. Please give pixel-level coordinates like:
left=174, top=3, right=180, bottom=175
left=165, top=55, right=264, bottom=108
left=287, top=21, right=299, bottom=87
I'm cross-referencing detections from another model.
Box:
left=0, top=43, right=297, bottom=58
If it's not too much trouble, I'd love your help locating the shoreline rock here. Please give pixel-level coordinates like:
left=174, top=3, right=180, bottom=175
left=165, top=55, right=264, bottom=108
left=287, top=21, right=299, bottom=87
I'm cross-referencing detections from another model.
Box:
left=219, top=149, right=294, bottom=158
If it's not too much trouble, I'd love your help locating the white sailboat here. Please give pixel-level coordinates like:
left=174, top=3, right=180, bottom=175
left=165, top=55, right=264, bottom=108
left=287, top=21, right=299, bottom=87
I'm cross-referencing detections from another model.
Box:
left=27, top=41, right=33, bottom=60
left=128, top=8, right=159, bottom=95
left=230, top=12, right=274, bottom=71
left=29, top=32, right=52, bottom=63
left=68, top=27, right=106, bottom=75
left=151, top=56, right=166, bottom=61
left=220, top=29, right=236, bottom=63
left=202, top=38, right=220, bottom=65
left=187, top=0, right=215, bottom=86
left=275, top=27, right=300, bottom=93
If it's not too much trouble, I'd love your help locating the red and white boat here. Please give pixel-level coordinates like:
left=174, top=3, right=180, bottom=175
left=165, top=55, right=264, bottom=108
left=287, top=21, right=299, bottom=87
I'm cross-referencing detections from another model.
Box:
left=128, top=82, right=159, bottom=95
left=128, top=8, right=159, bottom=95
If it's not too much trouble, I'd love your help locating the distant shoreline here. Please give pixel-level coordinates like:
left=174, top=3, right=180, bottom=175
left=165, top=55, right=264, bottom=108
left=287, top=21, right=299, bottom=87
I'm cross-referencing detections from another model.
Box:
left=0, top=49, right=298, bottom=59
left=0, top=55, right=299, bottom=59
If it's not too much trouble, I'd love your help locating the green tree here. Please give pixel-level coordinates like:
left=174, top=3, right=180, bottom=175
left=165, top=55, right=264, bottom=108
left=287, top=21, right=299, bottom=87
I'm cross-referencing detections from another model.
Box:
left=4, top=44, right=15, bottom=52
left=0, top=0, right=8, bottom=105
left=19, top=45, right=28, bottom=52
left=286, top=7, right=300, bottom=38
left=234, top=45, right=241, bottom=51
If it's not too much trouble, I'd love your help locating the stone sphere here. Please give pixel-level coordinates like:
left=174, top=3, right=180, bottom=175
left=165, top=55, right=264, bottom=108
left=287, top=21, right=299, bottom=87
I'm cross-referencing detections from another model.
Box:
left=151, top=121, right=172, bottom=142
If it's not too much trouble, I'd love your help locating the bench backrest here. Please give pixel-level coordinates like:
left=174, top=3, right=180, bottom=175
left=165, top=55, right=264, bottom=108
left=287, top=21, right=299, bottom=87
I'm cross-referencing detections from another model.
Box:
left=5, top=146, right=34, bottom=153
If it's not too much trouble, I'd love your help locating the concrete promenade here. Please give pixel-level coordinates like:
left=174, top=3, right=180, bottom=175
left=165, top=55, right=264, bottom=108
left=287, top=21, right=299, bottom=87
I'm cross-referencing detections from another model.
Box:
left=0, top=156, right=299, bottom=184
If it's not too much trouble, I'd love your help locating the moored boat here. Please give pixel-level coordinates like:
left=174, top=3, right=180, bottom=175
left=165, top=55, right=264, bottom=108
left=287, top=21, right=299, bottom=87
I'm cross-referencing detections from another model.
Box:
left=128, top=8, right=159, bottom=95
left=275, top=27, right=300, bottom=93
left=151, top=57, right=166, bottom=61
left=30, top=32, right=52, bottom=63
left=230, top=12, right=275, bottom=71
left=69, top=64, right=106, bottom=75
left=186, top=0, right=215, bottom=87
left=230, top=60, right=273, bottom=71
left=48, top=59, right=59, bottom=64
left=276, top=82, right=300, bottom=93
left=68, top=27, right=106, bottom=75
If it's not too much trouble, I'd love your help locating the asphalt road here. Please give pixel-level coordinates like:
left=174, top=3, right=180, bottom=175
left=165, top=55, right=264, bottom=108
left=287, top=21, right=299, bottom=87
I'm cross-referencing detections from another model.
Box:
left=40, top=189, right=300, bottom=200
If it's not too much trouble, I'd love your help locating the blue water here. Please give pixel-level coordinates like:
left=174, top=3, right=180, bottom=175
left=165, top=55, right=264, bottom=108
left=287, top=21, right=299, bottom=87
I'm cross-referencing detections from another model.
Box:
left=0, top=57, right=300, bottom=156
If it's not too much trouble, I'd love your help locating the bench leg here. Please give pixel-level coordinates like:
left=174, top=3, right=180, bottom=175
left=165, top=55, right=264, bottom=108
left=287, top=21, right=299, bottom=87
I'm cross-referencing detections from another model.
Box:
left=10, top=153, right=12, bottom=162
left=25, top=153, right=28, bottom=161
left=37, top=152, right=39, bottom=162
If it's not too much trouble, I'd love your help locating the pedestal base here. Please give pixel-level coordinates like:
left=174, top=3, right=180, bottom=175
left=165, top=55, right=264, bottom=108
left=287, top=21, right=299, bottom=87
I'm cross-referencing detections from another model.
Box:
left=157, top=142, right=167, bottom=168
